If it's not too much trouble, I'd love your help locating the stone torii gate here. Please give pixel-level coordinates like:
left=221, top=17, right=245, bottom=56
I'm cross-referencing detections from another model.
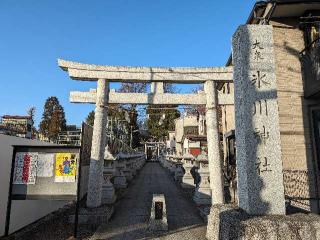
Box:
left=58, top=59, right=233, bottom=209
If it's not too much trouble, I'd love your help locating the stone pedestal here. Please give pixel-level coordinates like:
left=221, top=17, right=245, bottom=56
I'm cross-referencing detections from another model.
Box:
left=194, top=160, right=212, bottom=206
left=181, top=157, right=195, bottom=189
left=102, top=172, right=117, bottom=204
left=114, top=160, right=127, bottom=189
left=123, top=161, right=133, bottom=182
left=206, top=204, right=320, bottom=240
left=69, top=205, right=114, bottom=225
left=101, top=149, right=117, bottom=204
left=232, top=24, right=285, bottom=215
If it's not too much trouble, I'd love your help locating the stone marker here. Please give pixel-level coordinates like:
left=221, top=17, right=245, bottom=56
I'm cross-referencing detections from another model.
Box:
left=149, top=194, right=168, bottom=232
left=232, top=24, right=285, bottom=215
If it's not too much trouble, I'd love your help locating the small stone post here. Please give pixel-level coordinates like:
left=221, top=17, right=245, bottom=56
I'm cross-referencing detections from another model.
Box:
left=204, top=80, right=224, bottom=205
left=87, top=79, right=109, bottom=208
left=232, top=25, right=285, bottom=215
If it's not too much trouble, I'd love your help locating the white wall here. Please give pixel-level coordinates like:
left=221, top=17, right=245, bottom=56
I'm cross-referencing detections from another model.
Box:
left=0, top=134, right=68, bottom=236
left=174, top=116, right=198, bottom=143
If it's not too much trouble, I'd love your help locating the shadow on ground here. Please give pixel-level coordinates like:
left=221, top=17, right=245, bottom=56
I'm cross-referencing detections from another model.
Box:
left=91, top=162, right=206, bottom=240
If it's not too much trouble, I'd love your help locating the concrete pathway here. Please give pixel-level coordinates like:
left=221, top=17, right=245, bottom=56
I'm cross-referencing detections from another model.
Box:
left=91, top=162, right=207, bottom=240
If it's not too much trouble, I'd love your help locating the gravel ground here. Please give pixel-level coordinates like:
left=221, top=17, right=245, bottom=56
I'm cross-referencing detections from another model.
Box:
left=1, top=202, right=96, bottom=240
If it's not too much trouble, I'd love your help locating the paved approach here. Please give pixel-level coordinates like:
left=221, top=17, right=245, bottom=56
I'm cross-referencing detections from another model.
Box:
left=91, top=162, right=207, bottom=240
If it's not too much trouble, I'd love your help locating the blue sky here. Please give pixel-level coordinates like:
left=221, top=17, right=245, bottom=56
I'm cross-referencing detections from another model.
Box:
left=0, top=0, right=257, bottom=126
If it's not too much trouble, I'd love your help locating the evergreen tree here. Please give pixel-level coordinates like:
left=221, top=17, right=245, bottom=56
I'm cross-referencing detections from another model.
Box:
left=146, top=83, right=180, bottom=140
left=147, top=105, right=180, bottom=141
left=85, top=110, right=95, bottom=126
left=27, top=106, right=36, bottom=122
left=27, top=106, right=36, bottom=138
left=39, top=97, right=66, bottom=141
left=118, top=83, right=147, bottom=148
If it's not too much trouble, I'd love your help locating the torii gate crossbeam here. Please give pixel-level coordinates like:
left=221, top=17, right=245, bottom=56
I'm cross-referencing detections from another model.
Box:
left=58, top=59, right=233, bottom=209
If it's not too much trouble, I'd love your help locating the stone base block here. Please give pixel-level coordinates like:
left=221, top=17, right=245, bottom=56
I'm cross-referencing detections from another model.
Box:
left=206, top=204, right=239, bottom=240
left=206, top=204, right=320, bottom=240
left=69, top=205, right=114, bottom=225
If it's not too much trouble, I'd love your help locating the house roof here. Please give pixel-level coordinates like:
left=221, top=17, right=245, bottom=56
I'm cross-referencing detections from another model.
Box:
left=183, top=134, right=207, bottom=141
left=226, top=0, right=320, bottom=66
left=2, top=115, right=31, bottom=119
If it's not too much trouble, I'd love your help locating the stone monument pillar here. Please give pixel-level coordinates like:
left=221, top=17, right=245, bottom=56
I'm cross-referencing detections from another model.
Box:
left=204, top=80, right=224, bottom=205
left=232, top=24, right=285, bottom=215
left=87, top=79, right=109, bottom=208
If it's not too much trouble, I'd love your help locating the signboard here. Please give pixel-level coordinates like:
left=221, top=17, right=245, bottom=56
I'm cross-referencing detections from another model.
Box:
left=5, top=145, right=83, bottom=237
left=10, top=146, right=81, bottom=200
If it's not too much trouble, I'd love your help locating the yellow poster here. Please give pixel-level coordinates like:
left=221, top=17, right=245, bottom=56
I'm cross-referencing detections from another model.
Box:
left=54, top=153, right=77, bottom=182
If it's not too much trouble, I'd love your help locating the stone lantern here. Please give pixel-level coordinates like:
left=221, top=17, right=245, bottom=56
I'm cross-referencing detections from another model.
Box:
left=181, top=151, right=195, bottom=189
left=193, top=148, right=212, bottom=206
left=174, top=154, right=184, bottom=183
left=102, top=146, right=117, bottom=204
left=113, top=152, right=127, bottom=189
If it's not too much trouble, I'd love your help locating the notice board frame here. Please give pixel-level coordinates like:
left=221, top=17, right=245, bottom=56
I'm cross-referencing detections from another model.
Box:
left=5, top=145, right=83, bottom=238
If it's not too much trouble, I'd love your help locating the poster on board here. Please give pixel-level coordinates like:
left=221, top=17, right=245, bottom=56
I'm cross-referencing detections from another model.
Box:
left=54, top=153, right=77, bottom=182
left=13, top=152, right=38, bottom=184
left=37, top=153, right=54, bottom=177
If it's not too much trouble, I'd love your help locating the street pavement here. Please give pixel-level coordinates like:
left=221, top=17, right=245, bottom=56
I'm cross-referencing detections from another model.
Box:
left=90, top=162, right=207, bottom=240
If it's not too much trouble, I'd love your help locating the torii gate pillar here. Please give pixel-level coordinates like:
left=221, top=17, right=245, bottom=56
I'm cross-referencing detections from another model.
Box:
left=204, top=80, right=224, bottom=205
left=87, top=79, right=109, bottom=208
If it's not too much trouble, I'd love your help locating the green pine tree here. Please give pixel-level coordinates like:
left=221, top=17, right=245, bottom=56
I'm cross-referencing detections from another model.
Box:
left=85, top=110, right=95, bottom=126
left=147, top=105, right=180, bottom=141
left=39, top=96, right=67, bottom=141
